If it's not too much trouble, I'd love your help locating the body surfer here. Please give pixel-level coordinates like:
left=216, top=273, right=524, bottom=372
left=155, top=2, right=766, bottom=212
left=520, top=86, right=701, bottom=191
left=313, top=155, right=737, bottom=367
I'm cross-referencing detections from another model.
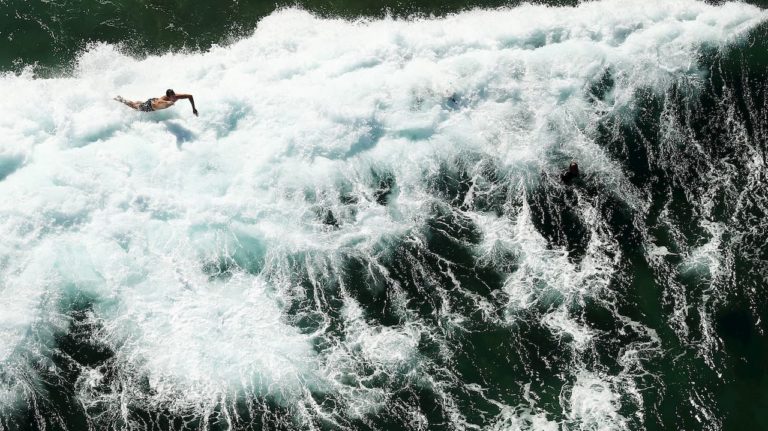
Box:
left=115, top=89, right=198, bottom=116
left=561, top=161, right=579, bottom=184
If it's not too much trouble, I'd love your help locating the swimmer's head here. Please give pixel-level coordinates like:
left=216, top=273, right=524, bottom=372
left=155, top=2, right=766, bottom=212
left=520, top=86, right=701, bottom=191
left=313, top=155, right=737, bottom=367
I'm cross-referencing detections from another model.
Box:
left=166, top=89, right=176, bottom=97
left=569, top=162, right=579, bottom=174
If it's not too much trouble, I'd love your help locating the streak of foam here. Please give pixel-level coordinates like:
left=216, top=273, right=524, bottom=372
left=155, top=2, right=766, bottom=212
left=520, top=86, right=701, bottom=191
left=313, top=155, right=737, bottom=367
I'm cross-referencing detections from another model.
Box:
left=499, top=197, right=619, bottom=314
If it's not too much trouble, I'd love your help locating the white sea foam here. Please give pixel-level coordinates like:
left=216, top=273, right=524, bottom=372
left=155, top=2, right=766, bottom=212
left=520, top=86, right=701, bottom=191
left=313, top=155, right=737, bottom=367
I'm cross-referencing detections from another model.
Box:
left=564, top=371, right=629, bottom=431
left=0, top=0, right=765, bottom=426
left=489, top=404, right=559, bottom=431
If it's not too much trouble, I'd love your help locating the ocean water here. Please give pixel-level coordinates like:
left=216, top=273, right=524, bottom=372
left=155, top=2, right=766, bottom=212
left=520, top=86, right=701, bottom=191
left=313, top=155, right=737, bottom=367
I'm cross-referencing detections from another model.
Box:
left=1, top=1, right=768, bottom=430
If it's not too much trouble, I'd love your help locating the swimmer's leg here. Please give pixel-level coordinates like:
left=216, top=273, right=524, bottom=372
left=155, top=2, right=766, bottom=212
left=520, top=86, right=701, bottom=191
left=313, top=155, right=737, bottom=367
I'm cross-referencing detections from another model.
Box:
left=114, top=96, right=141, bottom=110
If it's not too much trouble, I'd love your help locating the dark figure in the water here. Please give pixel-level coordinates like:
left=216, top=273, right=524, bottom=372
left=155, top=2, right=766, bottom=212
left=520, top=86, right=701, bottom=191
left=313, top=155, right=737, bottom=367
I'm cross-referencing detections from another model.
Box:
left=561, top=162, right=579, bottom=184
left=115, top=89, right=198, bottom=116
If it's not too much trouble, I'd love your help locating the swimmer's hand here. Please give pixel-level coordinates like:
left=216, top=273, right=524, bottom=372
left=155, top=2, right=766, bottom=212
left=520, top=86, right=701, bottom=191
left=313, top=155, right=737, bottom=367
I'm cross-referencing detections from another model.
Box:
left=193, top=108, right=199, bottom=117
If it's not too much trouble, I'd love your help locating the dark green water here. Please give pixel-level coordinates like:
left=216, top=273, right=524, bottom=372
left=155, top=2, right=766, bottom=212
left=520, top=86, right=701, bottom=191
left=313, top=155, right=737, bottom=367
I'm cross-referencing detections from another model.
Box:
left=1, top=1, right=768, bottom=430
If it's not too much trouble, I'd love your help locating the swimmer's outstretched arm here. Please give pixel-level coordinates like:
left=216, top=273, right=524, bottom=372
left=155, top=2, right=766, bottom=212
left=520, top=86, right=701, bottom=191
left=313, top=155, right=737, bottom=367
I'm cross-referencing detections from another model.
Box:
left=174, top=94, right=198, bottom=116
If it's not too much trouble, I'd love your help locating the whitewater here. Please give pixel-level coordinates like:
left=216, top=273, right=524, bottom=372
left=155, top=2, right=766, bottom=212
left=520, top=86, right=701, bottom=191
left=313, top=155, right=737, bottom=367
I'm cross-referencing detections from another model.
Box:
left=0, top=0, right=766, bottom=429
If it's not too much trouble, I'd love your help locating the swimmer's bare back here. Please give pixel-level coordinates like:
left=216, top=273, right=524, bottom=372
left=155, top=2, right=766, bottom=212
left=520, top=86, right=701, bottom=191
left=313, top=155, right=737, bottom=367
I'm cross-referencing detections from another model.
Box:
left=114, top=89, right=198, bottom=116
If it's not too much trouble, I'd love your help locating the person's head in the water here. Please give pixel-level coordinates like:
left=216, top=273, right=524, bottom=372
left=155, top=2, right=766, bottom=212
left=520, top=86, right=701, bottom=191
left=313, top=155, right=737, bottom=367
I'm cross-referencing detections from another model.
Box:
left=166, top=89, right=176, bottom=99
left=569, top=162, right=579, bottom=175
left=561, top=161, right=580, bottom=184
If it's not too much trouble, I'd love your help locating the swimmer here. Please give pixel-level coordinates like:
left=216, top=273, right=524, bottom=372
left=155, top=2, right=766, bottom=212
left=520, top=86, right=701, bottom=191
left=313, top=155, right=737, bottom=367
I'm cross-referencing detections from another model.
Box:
left=114, top=89, right=198, bottom=116
left=561, top=161, right=579, bottom=184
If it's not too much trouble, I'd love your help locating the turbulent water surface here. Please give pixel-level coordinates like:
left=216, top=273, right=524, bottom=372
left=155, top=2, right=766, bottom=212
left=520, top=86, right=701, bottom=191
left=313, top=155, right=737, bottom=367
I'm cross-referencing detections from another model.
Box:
left=1, top=0, right=768, bottom=430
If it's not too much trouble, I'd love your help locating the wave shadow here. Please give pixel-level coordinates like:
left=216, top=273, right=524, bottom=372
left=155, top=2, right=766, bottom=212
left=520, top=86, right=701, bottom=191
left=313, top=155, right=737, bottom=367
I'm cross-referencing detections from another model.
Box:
left=165, top=121, right=197, bottom=149
left=0, top=154, right=24, bottom=181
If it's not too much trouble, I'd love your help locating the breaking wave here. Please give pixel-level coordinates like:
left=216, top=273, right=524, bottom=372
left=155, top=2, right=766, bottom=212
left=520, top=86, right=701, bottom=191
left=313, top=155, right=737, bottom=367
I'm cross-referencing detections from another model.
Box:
left=0, top=1, right=766, bottom=429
